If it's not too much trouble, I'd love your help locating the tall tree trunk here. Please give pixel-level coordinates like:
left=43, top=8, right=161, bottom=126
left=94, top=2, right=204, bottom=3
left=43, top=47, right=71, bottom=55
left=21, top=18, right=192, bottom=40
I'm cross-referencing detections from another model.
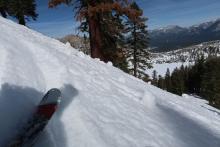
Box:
left=18, top=14, right=25, bottom=26
left=88, top=16, right=104, bottom=61
left=133, top=25, right=137, bottom=77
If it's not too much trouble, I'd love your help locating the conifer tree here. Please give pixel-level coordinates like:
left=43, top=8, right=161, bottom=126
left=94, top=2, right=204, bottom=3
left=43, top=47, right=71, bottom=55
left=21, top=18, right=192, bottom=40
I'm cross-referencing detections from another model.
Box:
left=150, top=56, right=220, bottom=109
left=183, top=66, right=190, bottom=93
left=0, top=0, right=8, bottom=18
left=77, top=1, right=129, bottom=71
left=49, top=0, right=142, bottom=61
left=164, top=68, right=172, bottom=91
left=158, top=75, right=165, bottom=89
left=188, top=55, right=205, bottom=94
left=151, top=70, right=158, bottom=86
left=179, top=65, right=187, bottom=93
left=171, top=68, right=185, bottom=95
left=201, top=57, right=220, bottom=108
left=99, top=11, right=129, bottom=71
left=8, top=0, right=38, bottom=25
left=125, top=2, right=151, bottom=78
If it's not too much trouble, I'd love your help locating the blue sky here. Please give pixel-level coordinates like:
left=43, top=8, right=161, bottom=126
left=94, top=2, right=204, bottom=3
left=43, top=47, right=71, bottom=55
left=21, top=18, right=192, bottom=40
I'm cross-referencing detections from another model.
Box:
left=27, top=0, right=220, bottom=37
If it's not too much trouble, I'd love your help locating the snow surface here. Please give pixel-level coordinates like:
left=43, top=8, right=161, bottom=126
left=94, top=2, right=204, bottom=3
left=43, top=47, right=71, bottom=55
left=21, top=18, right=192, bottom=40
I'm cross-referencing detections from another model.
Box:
left=0, top=17, right=220, bottom=147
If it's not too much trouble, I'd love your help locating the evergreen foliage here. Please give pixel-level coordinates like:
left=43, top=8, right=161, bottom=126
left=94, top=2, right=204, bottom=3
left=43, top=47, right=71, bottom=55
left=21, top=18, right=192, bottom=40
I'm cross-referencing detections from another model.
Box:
left=164, top=68, right=172, bottom=91
left=49, top=0, right=150, bottom=76
left=0, top=0, right=8, bottom=18
left=157, top=75, right=165, bottom=89
left=0, top=0, right=38, bottom=25
left=170, top=67, right=185, bottom=95
left=151, top=70, right=158, bottom=86
left=8, top=0, right=38, bottom=25
left=152, top=56, right=220, bottom=109
left=99, top=11, right=129, bottom=72
left=125, top=2, right=151, bottom=78
left=187, top=55, right=205, bottom=94
left=49, top=0, right=143, bottom=61
left=201, top=57, right=220, bottom=108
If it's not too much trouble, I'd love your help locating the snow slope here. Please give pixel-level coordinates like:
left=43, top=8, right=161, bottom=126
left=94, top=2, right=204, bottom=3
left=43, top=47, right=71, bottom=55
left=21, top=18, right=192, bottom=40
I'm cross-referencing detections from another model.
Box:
left=0, top=17, right=220, bottom=147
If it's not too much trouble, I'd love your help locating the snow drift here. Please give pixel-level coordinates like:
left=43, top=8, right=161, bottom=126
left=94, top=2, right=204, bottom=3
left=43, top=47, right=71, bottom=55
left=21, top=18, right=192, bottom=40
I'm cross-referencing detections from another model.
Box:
left=0, top=16, right=220, bottom=147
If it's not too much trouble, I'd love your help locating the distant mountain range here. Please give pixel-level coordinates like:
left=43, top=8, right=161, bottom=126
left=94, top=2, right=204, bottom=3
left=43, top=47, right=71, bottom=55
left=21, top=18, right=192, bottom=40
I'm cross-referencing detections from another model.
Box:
left=149, top=18, right=220, bottom=52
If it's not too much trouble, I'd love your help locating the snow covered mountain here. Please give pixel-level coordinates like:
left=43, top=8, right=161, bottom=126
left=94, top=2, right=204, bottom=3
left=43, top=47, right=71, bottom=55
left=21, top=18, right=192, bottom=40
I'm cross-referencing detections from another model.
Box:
left=151, top=40, right=220, bottom=64
left=149, top=18, right=220, bottom=51
left=146, top=40, right=220, bottom=77
left=0, top=16, right=220, bottom=147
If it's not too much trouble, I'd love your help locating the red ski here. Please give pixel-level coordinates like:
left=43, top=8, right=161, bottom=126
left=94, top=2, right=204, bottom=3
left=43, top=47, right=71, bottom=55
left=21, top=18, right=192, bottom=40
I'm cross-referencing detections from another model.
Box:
left=9, top=88, right=61, bottom=147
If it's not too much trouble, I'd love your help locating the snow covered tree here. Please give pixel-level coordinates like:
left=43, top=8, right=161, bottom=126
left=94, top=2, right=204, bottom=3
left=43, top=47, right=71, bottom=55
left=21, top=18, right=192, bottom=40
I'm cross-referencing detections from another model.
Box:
left=8, top=0, right=38, bottom=25
left=49, top=0, right=142, bottom=61
left=125, top=2, right=151, bottom=78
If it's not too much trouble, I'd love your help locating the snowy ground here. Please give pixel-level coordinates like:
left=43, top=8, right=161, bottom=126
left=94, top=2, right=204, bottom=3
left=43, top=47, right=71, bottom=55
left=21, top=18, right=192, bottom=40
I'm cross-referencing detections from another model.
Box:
left=0, top=16, right=220, bottom=147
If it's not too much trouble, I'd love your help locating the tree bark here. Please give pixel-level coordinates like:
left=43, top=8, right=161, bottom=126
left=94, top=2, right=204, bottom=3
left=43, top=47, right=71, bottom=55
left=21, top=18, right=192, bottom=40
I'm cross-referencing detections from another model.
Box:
left=88, top=16, right=104, bottom=61
left=18, top=14, right=25, bottom=26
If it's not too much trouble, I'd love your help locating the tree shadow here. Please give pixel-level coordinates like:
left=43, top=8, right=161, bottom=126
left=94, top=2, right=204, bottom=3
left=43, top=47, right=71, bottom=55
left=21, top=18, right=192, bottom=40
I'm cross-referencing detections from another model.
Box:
left=0, top=83, right=78, bottom=147
left=157, top=104, right=220, bottom=147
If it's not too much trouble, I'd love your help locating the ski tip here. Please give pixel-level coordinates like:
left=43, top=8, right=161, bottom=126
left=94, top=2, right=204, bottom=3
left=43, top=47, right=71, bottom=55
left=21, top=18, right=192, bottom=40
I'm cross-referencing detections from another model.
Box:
left=40, top=88, right=62, bottom=105
left=50, top=88, right=62, bottom=103
left=48, top=88, right=62, bottom=100
left=49, top=88, right=61, bottom=96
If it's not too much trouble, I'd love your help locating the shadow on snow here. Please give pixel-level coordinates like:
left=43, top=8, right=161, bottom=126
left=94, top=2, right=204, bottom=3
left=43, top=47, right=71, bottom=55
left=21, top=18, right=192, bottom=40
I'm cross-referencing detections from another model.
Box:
left=157, top=104, right=220, bottom=147
left=0, top=83, right=78, bottom=147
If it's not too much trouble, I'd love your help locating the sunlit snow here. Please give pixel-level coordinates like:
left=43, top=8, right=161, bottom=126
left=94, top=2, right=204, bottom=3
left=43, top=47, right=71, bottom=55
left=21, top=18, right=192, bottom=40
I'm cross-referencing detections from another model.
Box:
left=0, top=17, right=220, bottom=147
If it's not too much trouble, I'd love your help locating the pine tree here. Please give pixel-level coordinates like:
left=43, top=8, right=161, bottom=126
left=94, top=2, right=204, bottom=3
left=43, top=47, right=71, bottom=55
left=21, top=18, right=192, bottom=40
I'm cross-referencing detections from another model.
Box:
left=164, top=68, right=172, bottom=92
left=151, top=70, right=158, bottom=86
left=8, top=0, right=38, bottom=25
left=99, top=11, right=129, bottom=71
left=158, top=75, right=165, bottom=89
left=188, top=55, right=205, bottom=94
left=183, top=66, right=190, bottom=93
left=213, top=80, right=220, bottom=109
left=0, top=0, right=8, bottom=18
left=78, top=2, right=129, bottom=71
left=125, top=2, right=151, bottom=78
left=201, top=57, right=220, bottom=108
left=195, top=55, right=205, bottom=94
left=171, top=68, right=185, bottom=95
left=179, top=65, right=187, bottom=93
left=49, top=0, right=142, bottom=61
